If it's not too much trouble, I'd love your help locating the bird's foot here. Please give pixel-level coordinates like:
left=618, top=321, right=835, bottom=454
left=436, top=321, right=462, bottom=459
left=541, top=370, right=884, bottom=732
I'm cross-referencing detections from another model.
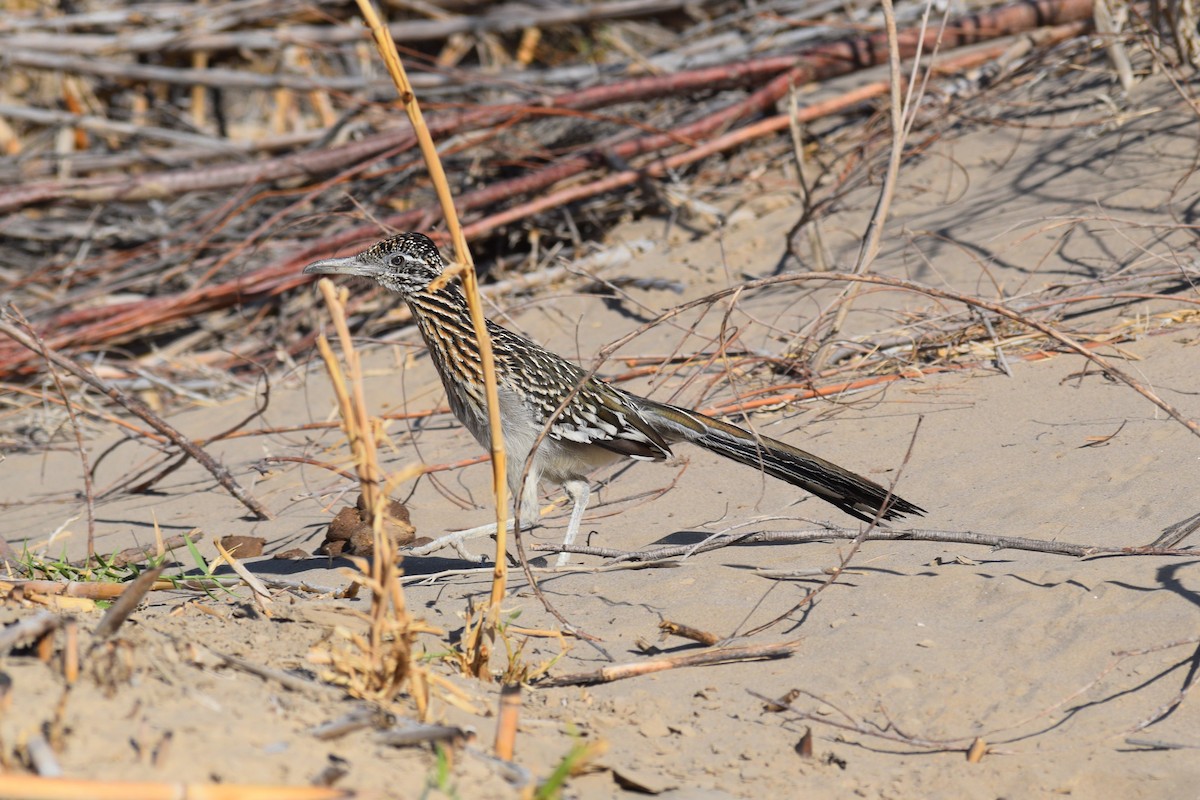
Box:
left=405, top=526, right=494, bottom=563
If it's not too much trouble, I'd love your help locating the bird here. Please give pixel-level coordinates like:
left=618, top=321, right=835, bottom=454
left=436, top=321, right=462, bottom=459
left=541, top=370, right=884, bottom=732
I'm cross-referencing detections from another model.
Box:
left=304, top=232, right=924, bottom=565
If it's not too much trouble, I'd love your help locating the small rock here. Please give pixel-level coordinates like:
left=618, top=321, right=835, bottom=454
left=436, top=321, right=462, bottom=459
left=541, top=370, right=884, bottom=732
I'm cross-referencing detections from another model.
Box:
left=613, top=766, right=675, bottom=794
left=316, top=493, right=415, bottom=558
left=219, top=535, right=264, bottom=558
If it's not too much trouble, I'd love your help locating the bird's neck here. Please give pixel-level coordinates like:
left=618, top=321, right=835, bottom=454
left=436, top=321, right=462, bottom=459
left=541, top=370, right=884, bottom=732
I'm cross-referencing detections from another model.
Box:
left=401, top=282, right=492, bottom=417
left=406, top=282, right=471, bottom=319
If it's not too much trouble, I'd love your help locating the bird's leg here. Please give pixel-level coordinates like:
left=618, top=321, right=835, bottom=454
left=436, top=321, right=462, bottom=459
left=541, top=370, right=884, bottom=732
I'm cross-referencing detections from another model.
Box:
left=556, top=478, right=591, bottom=568
left=405, top=472, right=543, bottom=562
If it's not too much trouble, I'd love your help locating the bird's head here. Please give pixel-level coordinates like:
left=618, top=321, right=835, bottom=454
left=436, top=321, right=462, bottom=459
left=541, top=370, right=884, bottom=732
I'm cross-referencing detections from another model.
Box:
left=303, top=232, right=447, bottom=296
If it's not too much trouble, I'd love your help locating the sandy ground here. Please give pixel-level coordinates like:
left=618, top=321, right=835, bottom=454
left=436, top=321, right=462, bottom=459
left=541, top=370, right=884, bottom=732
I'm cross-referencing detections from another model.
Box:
left=2, top=64, right=1199, bottom=798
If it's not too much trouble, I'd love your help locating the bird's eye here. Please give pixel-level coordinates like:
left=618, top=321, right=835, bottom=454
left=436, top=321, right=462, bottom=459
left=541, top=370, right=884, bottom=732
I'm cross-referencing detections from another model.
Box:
left=389, top=254, right=405, bottom=268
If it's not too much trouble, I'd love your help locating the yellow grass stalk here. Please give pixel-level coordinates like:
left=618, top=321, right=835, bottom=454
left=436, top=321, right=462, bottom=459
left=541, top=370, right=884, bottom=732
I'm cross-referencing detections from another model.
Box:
left=351, top=0, right=510, bottom=623
left=0, top=775, right=350, bottom=800
left=315, top=279, right=425, bottom=711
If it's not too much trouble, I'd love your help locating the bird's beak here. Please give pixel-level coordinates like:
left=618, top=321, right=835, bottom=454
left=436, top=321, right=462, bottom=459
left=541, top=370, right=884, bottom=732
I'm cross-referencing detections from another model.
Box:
left=303, top=254, right=377, bottom=278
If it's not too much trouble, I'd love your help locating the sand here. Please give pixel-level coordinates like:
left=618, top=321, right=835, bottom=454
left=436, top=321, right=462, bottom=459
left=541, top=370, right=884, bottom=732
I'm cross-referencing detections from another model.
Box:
left=1, top=64, right=1198, bottom=798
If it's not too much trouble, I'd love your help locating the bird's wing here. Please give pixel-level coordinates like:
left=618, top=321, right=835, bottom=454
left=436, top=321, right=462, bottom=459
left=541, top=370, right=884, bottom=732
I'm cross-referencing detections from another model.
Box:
left=491, top=328, right=672, bottom=461
left=551, top=384, right=673, bottom=461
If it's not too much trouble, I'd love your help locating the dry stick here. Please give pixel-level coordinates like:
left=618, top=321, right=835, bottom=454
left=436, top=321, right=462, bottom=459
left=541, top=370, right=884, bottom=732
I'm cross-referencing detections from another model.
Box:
left=25, top=734, right=62, bottom=777
left=24, top=316, right=98, bottom=559
left=494, top=683, right=520, bottom=760
left=538, top=527, right=1194, bottom=561
left=1151, top=510, right=1200, bottom=548
left=353, top=0, right=510, bottom=618
left=542, top=638, right=803, bottom=687
left=854, top=0, right=913, bottom=273
left=378, top=722, right=472, bottom=748
left=92, top=566, right=164, bottom=641
left=62, top=620, right=79, bottom=685
left=210, top=649, right=343, bottom=698
left=1, top=579, right=140, bottom=600
left=0, top=312, right=273, bottom=520
left=660, top=620, right=720, bottom=646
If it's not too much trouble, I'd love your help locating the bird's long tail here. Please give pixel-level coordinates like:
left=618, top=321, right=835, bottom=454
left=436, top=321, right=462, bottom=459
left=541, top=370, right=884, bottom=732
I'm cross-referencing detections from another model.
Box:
left=641, top=401, right=924, bottom=523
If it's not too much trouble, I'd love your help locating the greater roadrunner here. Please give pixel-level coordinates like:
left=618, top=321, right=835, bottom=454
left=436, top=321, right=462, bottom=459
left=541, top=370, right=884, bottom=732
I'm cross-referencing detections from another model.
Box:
left=305, top=233, right=923, bottom=564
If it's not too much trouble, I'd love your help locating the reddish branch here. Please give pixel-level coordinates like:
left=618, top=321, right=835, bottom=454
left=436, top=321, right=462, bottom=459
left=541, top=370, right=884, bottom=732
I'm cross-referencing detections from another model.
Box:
left=0, top=0, right=1096, bottom=378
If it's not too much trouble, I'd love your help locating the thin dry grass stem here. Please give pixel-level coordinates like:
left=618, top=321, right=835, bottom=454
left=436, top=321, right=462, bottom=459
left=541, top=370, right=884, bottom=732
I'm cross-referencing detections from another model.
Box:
left=814, top=0, right=939, bottom=370
left=352, top=0, right=510, bottom=622
left=0, top=307, right=272, bottom=520
left=543, top=639, right=804, bottom=687
left=853, top=0, right=915, bottom=274
left=313, top=279, right=426, bottom=714
left=317, top=281, right=382, bottom=513
left=211, top=538, right=273, bottom=617
left=751, top=687, right=978, bottom=753
left=737, top=416, right=923, bottom=639
left=591, top=270, right=1200, bottom=439
left=0, top=382, right=163, bottom=442
left=34, top=327, right=96, bottom=560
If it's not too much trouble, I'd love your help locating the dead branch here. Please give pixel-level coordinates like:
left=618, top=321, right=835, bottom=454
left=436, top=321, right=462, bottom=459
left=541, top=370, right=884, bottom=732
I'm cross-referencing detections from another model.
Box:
left=536, top=526, right=1196, bottom=561
left=541, top=638, right=803, bottom=687
left=92, top=566, right=165, bottom=641
left=0, top=310, right=273, bottom=520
